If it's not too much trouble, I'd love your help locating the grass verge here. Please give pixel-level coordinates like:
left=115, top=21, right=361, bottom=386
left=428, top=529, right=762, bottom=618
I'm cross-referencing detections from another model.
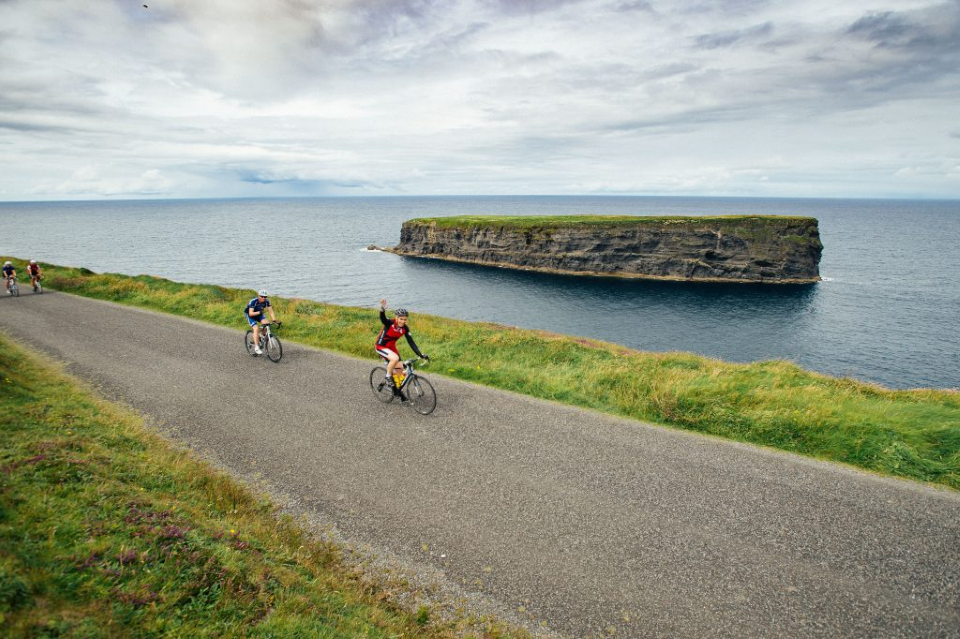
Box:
left=405, top=214, right=818, bottom=229
left=0, top=333, right=517, bottom=637
left=6, top=258, right=960, bottom=491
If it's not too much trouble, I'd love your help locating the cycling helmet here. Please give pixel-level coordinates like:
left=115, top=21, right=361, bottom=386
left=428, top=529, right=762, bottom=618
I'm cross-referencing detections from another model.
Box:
left=3, top=261, right=11, bottom=266
left=30, top=259, right=37, bottom=264
left=394, top=308, right=409, bottom=317
left=258, top=289, right=269, bottom=297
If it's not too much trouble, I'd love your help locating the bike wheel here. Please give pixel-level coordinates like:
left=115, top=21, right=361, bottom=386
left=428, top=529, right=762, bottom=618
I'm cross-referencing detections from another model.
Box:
left=266, top=336, right=283, bottom=362
left=35, top=282, right=42, bottom=294
left=244, top=330, right=256, bottom=355
left=11, top=283, right=18, bottom=298
left=370, top=367, right=395, bottom=403
left=407, top=376, right=437, bottom=415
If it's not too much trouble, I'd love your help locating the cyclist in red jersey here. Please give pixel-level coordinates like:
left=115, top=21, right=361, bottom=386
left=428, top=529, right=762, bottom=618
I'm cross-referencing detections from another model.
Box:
left=27, top=260, right=42, bottom=291
left=375, top=299, right=428, bottom=395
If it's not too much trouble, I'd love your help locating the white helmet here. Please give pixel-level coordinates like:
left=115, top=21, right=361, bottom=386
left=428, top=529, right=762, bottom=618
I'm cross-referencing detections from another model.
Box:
left=258, top=289, right=268, bottom=297
left=3, top=261, right=11, bottom=266
left=30, top=259, right=37, bottom=264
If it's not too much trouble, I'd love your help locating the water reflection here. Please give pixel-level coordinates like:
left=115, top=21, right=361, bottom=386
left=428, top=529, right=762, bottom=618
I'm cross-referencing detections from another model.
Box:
left=395, top=255, right=820, bottom=365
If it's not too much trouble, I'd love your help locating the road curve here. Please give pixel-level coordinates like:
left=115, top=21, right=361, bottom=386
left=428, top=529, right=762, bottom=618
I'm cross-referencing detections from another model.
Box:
left=1, top=291, right=958, bottom=638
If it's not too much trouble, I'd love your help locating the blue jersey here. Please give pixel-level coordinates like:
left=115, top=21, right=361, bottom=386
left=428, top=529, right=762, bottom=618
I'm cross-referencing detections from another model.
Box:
left=2, top=266, right=14, bottom=277
left=245, top=297, right=271, bottom=317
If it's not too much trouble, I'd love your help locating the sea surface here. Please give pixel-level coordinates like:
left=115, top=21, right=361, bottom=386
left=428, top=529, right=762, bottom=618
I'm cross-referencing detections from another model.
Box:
left=2, top=196, right=958, bottom=390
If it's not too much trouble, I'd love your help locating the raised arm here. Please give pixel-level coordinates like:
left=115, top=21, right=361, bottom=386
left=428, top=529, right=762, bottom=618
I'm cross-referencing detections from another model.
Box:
left=379, top=299, right=391, bottom=327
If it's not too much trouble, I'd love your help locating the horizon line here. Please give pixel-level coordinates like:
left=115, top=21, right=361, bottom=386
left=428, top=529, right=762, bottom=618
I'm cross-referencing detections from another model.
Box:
left=2, top=193, right=960, bottom=205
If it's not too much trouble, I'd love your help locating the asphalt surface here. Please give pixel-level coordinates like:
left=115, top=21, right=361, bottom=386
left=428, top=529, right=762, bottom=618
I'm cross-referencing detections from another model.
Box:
left=2, top=291, right=958, bottom=638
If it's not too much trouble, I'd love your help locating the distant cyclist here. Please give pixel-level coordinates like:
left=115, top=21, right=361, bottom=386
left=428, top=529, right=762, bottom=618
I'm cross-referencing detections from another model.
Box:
left=2, top=261, right=16, bottom=294
left=376, top=299, right=428, bottom=396
left=244, top=289, right=278, bottom=355
left=27, top=260, right=42, bottom=292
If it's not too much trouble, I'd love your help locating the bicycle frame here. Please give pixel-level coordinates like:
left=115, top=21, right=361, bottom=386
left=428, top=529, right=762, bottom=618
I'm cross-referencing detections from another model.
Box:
left=380, top=357, right=421, bottom=391
left=252, top=320, right=277, bottom=342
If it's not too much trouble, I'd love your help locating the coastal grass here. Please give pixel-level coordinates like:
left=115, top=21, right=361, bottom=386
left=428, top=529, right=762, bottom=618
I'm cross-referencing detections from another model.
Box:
left=0, top=332, right=518, bottom=637
left=407, top=214, right=819, bottom=229
left=10, top=258, right=960, bottom=491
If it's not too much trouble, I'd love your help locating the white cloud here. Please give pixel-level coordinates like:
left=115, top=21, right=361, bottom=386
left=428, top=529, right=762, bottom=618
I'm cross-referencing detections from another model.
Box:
left=48, top=166, right=174, bottom=197
left=0, top=0, right=958, bottom=199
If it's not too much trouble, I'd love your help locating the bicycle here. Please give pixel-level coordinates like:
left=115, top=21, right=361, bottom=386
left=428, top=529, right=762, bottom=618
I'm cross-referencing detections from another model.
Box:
left=31, top=276, right=42, bottom=294
left=6, top=277, right=19, bottom=297
left=245, top=321, right=283, bottom=362
left=369, top=356, right=437, bottom=415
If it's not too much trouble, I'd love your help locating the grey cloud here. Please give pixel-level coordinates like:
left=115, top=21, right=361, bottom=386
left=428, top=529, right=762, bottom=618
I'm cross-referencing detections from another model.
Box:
left=845, top=3, right=960, bottom=51
left=694, top=21, right=773, bottom=49
left=812, top=3, right=960, bottom=98
left=589, top=61, right=697, bottom=88
left=481, top=0, right=588, bottom=15
left=613, top=1, right=653, bottom=12
left=238, top=172, right=304, bottom=185
left=642, top=62, right=698, bottom=80
left=677, top=0, right=772, bottom=18
left=230, top=163, right=391, bottom=192
left=847, top=11, right=913, bottom=46
left=0, top=119, right=73, bottom=133
left=528, top=59, right=695, bottom=98
left=600, top=103, right=753, bottom=135
left=342, top=0, right=432, bottom=46
left=0, top=81, right=108, bottom=118
left=387, top=21, right=491, bottom=66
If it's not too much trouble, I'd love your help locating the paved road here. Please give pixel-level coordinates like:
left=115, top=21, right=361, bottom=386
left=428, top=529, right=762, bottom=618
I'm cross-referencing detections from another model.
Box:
left=2, top=291, right=958, bottom=638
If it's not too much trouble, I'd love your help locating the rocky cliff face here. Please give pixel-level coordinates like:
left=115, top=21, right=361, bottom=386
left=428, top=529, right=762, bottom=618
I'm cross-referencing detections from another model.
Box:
left=390, top=216, right=822, bottom=283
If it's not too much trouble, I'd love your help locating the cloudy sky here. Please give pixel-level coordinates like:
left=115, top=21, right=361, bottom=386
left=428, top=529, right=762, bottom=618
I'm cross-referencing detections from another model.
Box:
left=1, top=0, right=958, bottom=200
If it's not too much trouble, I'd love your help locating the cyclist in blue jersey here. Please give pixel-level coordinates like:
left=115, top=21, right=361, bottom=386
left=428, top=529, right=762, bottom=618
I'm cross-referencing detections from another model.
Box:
left=244, top=289, right=278, bottom=355
left=2, top=261, right=16, bottom=294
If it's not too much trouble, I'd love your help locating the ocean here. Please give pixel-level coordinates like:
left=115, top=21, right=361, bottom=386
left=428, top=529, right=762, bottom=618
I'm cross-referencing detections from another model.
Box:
left=2, top=196, right=958, bottom=390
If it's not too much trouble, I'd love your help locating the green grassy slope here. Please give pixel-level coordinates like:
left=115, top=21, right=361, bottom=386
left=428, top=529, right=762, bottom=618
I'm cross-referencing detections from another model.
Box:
left=0, top=332, right=519, bottom=637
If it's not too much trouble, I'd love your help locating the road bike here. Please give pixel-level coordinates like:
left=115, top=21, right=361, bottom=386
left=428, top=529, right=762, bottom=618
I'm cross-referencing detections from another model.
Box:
left=369, top=356, right=437, bottom=415
left=31, top=276, right=42, bottom=294
left=245, top=321, right=283, bottom=362
left=6, top=277, right=19, bottom=297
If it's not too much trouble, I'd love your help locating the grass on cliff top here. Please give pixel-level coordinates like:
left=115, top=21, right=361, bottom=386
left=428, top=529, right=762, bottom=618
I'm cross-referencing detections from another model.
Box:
left=8, top=258, right=960, bottom=491
left=407, top=214, right=819, bottom=230
left=0, top=332, right=519, bottom=638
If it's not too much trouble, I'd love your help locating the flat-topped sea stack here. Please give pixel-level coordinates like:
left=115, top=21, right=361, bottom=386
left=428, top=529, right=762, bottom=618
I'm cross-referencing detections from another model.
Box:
left=389, top=215, right=822, bottom=284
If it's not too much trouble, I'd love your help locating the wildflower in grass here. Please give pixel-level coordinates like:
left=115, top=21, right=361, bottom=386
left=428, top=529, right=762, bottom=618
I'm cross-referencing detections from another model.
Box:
left=159, top=525, right=187, bottom=539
